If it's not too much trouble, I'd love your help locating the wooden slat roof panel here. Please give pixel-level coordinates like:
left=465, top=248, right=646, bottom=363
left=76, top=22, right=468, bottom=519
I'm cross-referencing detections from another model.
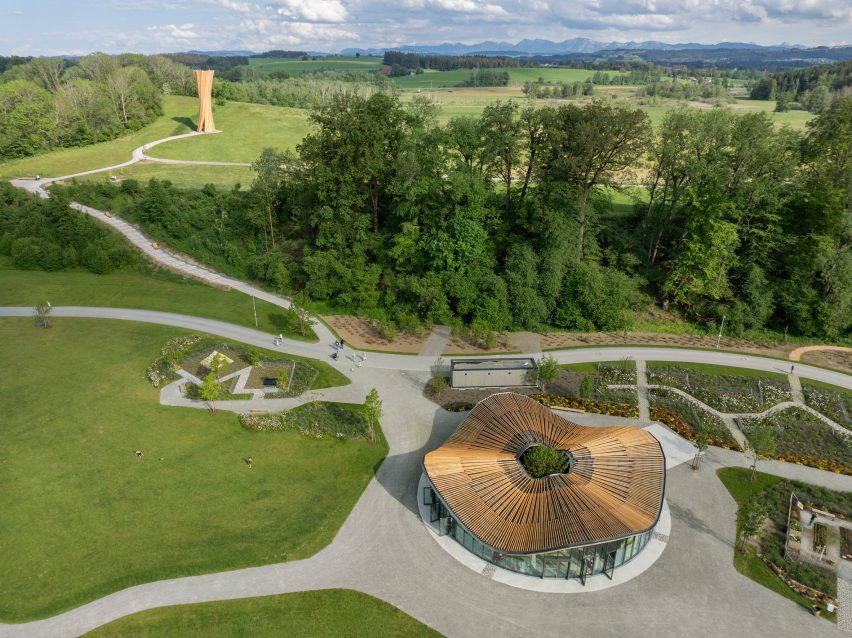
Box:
left=423, top=392, right=665, bottom=554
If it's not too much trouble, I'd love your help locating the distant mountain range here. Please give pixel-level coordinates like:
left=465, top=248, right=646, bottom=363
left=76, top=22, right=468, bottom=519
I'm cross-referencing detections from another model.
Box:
left=337, top=38, right=807, bottom=57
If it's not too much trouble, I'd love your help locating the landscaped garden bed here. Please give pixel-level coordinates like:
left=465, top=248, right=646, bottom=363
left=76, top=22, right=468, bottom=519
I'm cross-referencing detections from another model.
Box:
left=649, top=389, right=739, bottom=449
left=647, top=363, right=792, bottom=412
left=718, top=467, right=850, bottom=620
left=737, top=408, right=852, bottom=475
left=803, top=381, right=852, bottom=430
left=240, top=402, right=370, bottom=440
left=146, top=335, right=343, bottom=398
left=530, top=393, right=640, bottom=418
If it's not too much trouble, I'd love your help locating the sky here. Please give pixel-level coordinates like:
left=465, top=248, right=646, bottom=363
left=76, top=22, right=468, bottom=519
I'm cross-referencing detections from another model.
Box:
left=1, top=0, right=851, bottom=56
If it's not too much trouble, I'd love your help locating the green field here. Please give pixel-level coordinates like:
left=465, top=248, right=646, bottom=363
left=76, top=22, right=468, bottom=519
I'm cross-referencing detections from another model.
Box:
left=249, top=55, right=383, bottom=74
left=0, top=318, right=381, bottom=621
left=149, top=100, right=310, bottom=163
left=68, top=162, right=254, bottom=190
left=0, top=263, right=322, bottom=342
left=391, top=66, right=604, bottom=89
left=84, top=589, right=442, bottom=638
left=646, top=361, right=789, bottom=382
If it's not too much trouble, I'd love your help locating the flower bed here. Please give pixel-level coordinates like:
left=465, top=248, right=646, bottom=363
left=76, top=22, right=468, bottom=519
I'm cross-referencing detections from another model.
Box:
left=650, top=404, right=740, bottom=450
left=239, top=402, right=369, bottom=440
left=146, top=334, right=204, bottom=387
left=738, top=408, right=852, bottom=475
left=594, top=363, right=638, bottom=406
left=649, top=389, right=739, bottom=448
left=530, top=393, right=640, bottom=419
left=647, top=366, right=792, bottom=412
left=803, top=384, right=852, bottom=431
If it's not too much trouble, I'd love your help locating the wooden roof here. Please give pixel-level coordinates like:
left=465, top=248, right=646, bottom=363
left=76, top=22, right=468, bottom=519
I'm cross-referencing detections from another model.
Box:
left=423, top=393, right=666, bottom=554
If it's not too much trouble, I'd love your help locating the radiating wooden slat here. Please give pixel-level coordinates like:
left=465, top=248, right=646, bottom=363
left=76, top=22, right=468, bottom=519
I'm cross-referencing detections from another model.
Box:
left=423, top=392, right=665, bottom=554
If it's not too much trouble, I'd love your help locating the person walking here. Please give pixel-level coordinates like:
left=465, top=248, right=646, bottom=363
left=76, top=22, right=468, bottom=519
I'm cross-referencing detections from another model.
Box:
left=791, top=364, right=795, bottom=374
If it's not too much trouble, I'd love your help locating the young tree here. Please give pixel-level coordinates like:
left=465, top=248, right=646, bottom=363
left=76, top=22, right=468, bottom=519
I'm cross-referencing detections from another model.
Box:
left=536, top=354, right=559, bottom=392
left=33, top=300, right=52, bottom=328
left=692, top=432, right=710, bottom=471
left=364, top=388, right=383, bottom=444
left=745, top=424, right=777, bottom=480
left=209, top=352, right=228, bottom=382
left=199, top=372, right=223, bottom=414
left=251, top=147, right=286, bottom=252
left=290, top=291, right=317, bottom=338
left=736, top=495, right=768, bottom=553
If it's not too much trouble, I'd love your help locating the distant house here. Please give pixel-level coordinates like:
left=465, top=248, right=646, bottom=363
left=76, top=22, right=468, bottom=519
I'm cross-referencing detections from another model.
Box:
left=671, top=64, right=688, bottom=72
left=379, top=66, right=391, bottom=76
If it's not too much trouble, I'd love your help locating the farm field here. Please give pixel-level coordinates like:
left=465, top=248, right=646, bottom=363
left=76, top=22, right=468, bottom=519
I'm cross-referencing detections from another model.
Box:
left=248, top=55, right=383, bottom=74
left=391, top=66, right=608, bottom=89
left=0, top=318, right=378, bottom=621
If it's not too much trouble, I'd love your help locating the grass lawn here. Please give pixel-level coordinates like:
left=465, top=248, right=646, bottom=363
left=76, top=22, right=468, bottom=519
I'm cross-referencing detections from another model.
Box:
left=68, top=162, right=254, bottom=190
left=0, top=318, right=380, bottom=621
left=149, top=100, right=310, bottom=163
left=646, top=361, right=789, bottom=382
left=84, top=589, right=442, bottom=638
left=0, top=264, right=320, bottom=342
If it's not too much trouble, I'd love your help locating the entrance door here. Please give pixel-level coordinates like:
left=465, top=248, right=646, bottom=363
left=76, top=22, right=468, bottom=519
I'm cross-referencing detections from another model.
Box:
left=603, top=549, right=616, bottom=580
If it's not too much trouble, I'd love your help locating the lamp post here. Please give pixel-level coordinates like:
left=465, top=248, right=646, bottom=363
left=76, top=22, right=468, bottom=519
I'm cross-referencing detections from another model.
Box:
left=716, top=314, right=726, bottom=348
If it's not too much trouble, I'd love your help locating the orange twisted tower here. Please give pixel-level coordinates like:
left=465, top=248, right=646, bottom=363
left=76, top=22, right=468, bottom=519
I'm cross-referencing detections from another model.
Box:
left=194, top=69, right=215, bottom=133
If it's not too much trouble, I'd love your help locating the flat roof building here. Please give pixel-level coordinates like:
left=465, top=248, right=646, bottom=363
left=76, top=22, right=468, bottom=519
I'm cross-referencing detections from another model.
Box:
left=450, top=358, right=537, bottom=388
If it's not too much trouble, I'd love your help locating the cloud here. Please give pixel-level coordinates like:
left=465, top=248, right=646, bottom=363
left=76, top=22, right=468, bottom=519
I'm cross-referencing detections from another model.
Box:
left=148, top=22, right=200, bottom=43
left=273, top=0, right=349, bottom=23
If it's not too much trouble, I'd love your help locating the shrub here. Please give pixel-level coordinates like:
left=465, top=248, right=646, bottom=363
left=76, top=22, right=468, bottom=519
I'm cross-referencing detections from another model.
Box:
left=239, top=402, right=369, bottom=439
left=520, top=445, right=570, bottom=478
left=425, top=375, right=448, bottom=398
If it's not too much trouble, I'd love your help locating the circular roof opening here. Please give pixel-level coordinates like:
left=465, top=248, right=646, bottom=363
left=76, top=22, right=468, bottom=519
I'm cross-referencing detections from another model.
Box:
left=519, top=444, right=572, bottom=478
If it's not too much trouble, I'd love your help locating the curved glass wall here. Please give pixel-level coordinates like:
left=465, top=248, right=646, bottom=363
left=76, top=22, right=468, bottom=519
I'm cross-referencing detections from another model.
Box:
left=424, top=484, right=653, bottom=582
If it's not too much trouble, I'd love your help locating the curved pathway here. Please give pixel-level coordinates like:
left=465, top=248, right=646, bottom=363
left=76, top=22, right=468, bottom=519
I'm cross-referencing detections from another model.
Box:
left=10, top=130, right=249, bottom=200
left=3, top=306, right=852, bottom=390
left=790, top=345, right=852, bottom=362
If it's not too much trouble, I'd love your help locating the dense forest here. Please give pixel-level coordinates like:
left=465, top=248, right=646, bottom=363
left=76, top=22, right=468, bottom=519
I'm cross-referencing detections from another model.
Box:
left=0, top=183, right=139, bottom=273
left=53, top=94, right=851, bottom=342
left=750, top=60, right=852, bottom=113
left=0, top=54, right=162, bottom=160
left=382, top=51, right=520, bottom=71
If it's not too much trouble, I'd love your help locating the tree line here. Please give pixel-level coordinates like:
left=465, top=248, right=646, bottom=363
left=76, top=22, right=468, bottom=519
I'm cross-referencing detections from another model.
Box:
left=382, top=51, right=520, bottom=71
left=0, top=54, right=162, bottom=160
left=56, top=95, right=852, bottom=343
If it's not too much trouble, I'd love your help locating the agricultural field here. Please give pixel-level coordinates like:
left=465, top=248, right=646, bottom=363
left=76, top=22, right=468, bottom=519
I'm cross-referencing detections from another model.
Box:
left=248, top=55, right=384, bottom=74
left=391, top=66, right=608, bottom=89
left=0, top=318, right=380, bottom=621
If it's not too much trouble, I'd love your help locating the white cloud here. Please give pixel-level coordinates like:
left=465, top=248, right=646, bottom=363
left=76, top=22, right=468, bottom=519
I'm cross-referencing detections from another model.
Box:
left=273, top=0, right=349, bottom=23
left=148, top=22, right=201, bottom=43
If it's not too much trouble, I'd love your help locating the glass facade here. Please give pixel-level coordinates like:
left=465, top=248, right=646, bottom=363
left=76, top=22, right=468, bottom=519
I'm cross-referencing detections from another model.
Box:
left=425, top=485, right=653, bottom=582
